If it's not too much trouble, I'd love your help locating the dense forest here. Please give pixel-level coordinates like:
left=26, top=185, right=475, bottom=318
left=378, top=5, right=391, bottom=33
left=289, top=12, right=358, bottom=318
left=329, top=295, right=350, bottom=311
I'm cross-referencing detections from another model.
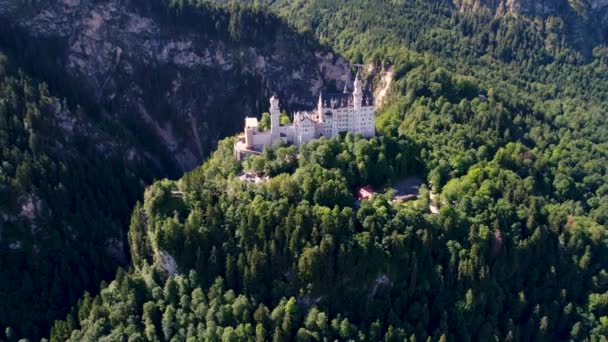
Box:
left=259, top=0, right=608, bottom=223
left=52, top=0, right=608, bottom=332
left=3, top=0, right=608, bottom=340
left=0, top=52, right=155, bottom=338
left=0, top=0, right=348, bottom=339
left=52, top=130, right=608, bottom=340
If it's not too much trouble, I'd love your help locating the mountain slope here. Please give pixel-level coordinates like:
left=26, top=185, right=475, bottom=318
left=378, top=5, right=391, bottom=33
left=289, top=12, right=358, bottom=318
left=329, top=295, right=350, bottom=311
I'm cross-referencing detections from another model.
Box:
left=0, top=0, right=350, bottom=172
left=0, top=0, right=353, bottom=338
left=47, top=0, right=608, bottom=340
left=261, top=0, right=608, bottom=107
left=4, top=0, right=608, bottom=340
left=455, top=0, right=608, bottom=53
left=0, top=52, right=149, bottom=338
left=55, top=125, right=608, bottom=340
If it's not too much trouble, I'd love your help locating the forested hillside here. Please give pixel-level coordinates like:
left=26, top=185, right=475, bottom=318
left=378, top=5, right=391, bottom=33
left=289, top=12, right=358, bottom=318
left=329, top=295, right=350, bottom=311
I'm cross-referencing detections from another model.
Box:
left=51, top=0, right=608, bottom=332
left=0, top=0, right=352, bottom=339
left=53, top=122, right=608, bottom=340
left=268, top=0, right=608, bottom=106
left=0, top=51, right=157, bottom=338
left=259, top=0, right=608, bottom=219
left=4, top=0, right=608, bottom=340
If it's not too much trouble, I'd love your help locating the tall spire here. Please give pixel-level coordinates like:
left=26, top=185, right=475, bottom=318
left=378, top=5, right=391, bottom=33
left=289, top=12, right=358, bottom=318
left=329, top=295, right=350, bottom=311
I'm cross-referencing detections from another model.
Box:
left=353, top=71, right=363, bottom=111
left=318, top=92, right=325, bottom=122
left=270, top=95, right=280, bottom=143
left=354, top=71, right=363, bottom=96
left=343, top=83, right=349, bottom=94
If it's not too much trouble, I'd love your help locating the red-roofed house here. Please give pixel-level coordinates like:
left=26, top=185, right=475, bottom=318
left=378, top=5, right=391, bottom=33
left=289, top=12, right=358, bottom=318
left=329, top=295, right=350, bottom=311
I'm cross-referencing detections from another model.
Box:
left=357, top=185, right=375, bottom=201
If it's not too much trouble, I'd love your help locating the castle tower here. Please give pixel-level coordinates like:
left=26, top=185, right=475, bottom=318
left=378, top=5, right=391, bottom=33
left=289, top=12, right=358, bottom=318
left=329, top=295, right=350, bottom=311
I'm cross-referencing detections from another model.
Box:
left=270, top=95, right=280, bottom=143
left=353, top=72, right=363, bottom=111
left=245, top=126, right=254, bottom=149
left=317, top=93, right=324, bottom=122
left=353, top=72, right=363, bottom=133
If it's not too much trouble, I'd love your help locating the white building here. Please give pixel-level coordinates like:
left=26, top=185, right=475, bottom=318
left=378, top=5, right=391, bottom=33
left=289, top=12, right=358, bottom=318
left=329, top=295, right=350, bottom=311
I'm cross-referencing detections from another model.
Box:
left=235, top=73, right=375, bottom=160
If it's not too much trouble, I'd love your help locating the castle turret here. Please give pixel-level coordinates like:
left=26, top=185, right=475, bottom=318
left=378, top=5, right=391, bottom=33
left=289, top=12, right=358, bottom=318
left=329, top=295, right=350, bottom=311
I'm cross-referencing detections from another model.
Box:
left=317, top=93, right=324, bottom=122
left=353, top=72, right=364, bottom=134
left=270, top=95, right=281, bottom=143
left=353, top=72, right=363, bottom=111
left=245, top=126, right=254, bottom=149
left=244, top=117, right=259, bottom=149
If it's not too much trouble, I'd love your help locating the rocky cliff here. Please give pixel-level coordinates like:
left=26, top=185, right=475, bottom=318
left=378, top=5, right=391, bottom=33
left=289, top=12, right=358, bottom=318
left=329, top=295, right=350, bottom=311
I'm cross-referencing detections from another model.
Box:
left=0, top=0, right=351, bottom=172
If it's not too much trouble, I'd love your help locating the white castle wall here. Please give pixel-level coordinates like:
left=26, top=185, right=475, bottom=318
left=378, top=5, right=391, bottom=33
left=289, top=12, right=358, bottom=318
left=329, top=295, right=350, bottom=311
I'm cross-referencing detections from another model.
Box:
left=235, top=73, right=375, bottom=158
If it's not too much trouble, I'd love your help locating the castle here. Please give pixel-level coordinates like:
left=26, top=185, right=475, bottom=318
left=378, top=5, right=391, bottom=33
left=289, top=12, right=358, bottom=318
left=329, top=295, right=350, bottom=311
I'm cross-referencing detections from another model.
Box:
left=235, top=73, right=375, bottom=160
